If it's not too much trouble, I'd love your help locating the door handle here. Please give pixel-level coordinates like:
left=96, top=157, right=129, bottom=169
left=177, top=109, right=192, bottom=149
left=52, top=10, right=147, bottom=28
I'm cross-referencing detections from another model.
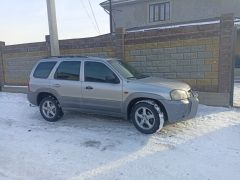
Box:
left=85, top=86, right=93, bottom=90
left=53, top=84, right=61, bottom=88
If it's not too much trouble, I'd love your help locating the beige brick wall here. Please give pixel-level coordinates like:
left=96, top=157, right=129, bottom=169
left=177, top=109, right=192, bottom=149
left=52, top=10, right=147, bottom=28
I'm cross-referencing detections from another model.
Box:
left=61, top=46, right=116, bottom=58
left=125, top=37, right=220, bottom=92
left=2, top=34, right=116, bottom=85
left=3, top=46, right=115, bottom=85
left=3, top=51, right=49, bottom=85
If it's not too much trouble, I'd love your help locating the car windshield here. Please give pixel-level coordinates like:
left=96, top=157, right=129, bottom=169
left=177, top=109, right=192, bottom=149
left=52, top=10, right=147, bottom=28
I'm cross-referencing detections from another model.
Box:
left=108, top=60, right=149, bottom=79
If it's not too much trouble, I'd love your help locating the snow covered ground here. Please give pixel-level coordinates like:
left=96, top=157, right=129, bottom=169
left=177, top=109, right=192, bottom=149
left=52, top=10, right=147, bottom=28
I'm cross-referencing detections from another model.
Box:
left=0, top=89, right=240, bottom=180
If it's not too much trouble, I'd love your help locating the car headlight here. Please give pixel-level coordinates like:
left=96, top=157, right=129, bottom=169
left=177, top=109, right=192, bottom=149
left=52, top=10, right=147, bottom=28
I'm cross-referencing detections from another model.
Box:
left=170, top=90, right=188, bottom=100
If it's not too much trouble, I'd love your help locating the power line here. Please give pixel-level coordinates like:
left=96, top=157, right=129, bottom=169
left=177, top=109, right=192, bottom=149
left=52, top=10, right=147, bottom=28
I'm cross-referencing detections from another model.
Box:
left=87, top=0, right=101, bottom=34
left=80, top=0, right=99, bottom=34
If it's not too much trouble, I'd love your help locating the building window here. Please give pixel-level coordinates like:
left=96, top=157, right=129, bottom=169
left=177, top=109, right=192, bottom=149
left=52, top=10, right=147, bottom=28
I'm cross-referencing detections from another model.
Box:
left=149, top=2, right=170, bottom=22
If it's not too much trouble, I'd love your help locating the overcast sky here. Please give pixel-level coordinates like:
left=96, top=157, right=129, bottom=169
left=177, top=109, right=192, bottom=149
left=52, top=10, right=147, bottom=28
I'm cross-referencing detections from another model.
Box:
left=0, top=0, right=109, bottom=45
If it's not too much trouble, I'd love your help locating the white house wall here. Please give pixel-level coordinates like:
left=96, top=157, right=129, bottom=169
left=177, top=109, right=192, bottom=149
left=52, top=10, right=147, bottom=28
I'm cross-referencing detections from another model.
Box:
left=110, top=0, right=240, bottom=30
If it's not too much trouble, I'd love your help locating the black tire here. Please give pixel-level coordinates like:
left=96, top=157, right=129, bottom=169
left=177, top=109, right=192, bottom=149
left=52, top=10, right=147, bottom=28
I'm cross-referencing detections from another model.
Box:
left=131, top=102, right=164, bottom=134
left=39, top=96, right=63, bottom=122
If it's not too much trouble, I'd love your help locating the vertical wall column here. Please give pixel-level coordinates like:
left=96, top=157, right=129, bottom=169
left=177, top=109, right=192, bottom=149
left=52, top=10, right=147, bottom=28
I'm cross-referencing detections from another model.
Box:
left=218, top=14, right=235, bottom=105
left=46, top=0, right=60, bottom=56
left=45, top=35, right=51, bottom=56
left=115, top=28, right=126, bottom=60
left=0, top=41, right=5, bottom=91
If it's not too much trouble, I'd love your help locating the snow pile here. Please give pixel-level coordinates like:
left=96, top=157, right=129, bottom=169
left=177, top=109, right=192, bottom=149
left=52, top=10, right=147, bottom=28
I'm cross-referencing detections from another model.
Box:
left=0, top=91, right=240, bottom=180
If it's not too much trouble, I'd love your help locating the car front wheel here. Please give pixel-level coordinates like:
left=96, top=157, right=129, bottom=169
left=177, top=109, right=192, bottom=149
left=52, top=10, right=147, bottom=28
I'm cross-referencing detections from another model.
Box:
left=131, top=102, right=165, bottom=134
left=39, top=97, right=63, bottom=122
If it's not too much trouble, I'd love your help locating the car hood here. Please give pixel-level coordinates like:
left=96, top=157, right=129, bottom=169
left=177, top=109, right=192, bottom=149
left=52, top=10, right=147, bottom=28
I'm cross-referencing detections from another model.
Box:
left=131, top=77, right=191, bottom=91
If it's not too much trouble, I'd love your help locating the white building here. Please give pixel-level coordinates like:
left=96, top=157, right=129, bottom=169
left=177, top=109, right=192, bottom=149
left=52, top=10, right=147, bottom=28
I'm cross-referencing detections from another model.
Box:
left=100, top=0, right=240, bottom=31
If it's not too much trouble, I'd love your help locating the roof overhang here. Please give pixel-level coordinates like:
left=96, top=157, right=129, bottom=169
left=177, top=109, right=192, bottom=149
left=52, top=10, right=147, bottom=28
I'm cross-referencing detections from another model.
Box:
left=100, top=0, right=138, bottom=9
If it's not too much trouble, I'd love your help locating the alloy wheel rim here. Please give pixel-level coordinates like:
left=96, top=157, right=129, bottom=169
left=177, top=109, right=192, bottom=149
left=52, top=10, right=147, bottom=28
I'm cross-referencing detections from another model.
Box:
left=135, top=107, right=155, bottom=130
left=42, top=100, right=57, bottom=119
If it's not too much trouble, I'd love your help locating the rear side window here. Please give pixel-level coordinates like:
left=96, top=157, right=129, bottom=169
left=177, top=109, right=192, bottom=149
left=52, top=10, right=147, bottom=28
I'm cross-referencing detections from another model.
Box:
left=33, top=62, right=56, bottom=79
left=54, top=61, right=81, bottom=81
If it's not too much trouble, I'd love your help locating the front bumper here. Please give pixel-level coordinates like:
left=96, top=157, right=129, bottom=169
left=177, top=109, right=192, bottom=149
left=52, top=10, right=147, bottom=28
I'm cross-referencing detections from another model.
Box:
left=161, top=96, right=199, bottom=123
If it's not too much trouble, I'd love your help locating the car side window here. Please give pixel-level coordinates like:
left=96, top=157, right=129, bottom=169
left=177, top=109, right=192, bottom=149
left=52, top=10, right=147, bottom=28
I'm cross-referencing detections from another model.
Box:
left=33, top=61, right=57, bottom=79
left=84, top=61, right=120, bottom=84
left=54, top=61, right=81, bottom=81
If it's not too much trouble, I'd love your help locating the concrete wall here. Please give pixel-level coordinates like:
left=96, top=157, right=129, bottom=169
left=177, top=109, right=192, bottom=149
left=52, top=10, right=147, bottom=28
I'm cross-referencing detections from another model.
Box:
left=106, top=0, right=240, bottom=31
left=0, top=14, right=235, bottom=106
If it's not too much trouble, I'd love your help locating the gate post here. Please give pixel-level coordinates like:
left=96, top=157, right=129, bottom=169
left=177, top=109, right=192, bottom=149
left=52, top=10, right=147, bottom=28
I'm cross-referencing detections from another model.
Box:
left=115, top=27, right=126, bottom=60
left=219, top=14, right=235, bottom=106
left=0, top=41, right=5, bottom=91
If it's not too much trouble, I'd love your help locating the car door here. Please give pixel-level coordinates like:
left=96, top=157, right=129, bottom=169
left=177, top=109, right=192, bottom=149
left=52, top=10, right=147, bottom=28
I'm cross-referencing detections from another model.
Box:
left=50, top=60, right=82, bottom=108
left=82, top=61, right=123, bottom=115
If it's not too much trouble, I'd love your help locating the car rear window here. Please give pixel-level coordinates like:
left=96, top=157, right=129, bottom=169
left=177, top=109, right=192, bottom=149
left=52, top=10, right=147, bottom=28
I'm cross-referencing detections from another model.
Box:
left=33, top=62, right=57, bottom=79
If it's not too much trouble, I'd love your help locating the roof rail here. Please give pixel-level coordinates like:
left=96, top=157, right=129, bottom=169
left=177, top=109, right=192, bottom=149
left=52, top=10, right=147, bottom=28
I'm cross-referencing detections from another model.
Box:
left=47, top=56, right=88, bottom=59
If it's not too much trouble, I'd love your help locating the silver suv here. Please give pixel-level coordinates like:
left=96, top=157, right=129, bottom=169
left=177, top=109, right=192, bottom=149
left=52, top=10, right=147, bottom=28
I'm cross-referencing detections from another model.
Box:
left=28, top=56, right=198, bottom=134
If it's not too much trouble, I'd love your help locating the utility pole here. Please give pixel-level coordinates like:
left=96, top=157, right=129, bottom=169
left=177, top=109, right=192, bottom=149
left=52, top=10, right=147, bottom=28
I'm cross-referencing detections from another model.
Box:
left=109, top=0, right=113, bottom=34
left=46, top=0, right=60, bottom=56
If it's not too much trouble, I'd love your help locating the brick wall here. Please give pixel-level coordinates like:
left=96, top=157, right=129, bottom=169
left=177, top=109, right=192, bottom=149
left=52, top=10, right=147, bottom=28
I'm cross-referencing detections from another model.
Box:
left=1, top=34, right=116, bottom=86
left=125, top=33, right=220, bottom=92
left=59, top=34, right=116, bottom=58
left=0, top=14, right=236, bottom=106
left=123, top=14, right=235, bottom=106
left=2, top=42, right=50, bottom=85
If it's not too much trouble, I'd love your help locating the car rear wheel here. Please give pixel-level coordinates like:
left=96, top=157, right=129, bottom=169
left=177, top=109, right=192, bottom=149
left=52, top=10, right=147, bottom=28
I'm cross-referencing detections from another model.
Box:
left=131, top=102, right=164, bottom=134
left=39, top=97, right=63, bottom=122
